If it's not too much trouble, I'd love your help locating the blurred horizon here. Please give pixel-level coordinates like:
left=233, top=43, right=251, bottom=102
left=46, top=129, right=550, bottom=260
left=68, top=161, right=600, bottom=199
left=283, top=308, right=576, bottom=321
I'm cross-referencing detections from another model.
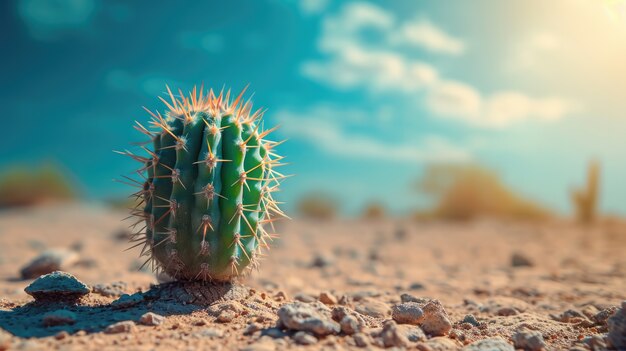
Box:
left=2, top=0, right=626, bottom=216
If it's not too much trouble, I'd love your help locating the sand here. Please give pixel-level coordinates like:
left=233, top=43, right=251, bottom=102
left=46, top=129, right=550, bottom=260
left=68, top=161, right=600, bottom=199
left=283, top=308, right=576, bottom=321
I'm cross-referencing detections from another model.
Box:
left=0, top=204, right=624, bottom=350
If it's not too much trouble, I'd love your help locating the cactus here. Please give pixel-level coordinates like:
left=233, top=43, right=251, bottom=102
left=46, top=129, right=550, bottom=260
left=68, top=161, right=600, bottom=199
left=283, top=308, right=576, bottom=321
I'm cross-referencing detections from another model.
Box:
left=571, top=160, right=600, bottom=224
left=119, top=86, right=286, bottom=281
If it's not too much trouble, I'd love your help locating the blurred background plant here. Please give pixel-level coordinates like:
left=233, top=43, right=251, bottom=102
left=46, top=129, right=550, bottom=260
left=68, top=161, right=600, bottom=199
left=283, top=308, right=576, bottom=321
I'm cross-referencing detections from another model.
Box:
left=297, top=193, right=339, bottom=220
left=571, top=160, right=600, bottom=224
left=0, top=163, right=77, bottom=208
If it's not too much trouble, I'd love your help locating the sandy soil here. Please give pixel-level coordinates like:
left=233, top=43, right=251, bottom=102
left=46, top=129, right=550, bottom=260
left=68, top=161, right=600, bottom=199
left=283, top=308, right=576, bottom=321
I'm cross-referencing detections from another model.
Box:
left=0, top=204, right=624, bottom=350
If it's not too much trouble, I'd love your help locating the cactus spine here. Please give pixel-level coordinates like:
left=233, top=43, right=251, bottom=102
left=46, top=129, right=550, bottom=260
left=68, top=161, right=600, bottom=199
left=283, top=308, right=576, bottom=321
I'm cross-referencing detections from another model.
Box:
left=571, top=160, right=600, bottom=224
left=121, top=86, right=286, bottom=281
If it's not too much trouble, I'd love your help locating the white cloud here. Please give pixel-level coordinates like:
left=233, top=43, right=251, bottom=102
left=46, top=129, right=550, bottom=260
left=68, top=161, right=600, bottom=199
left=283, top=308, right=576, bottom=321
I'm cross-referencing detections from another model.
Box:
left=18, top=0, right=97, bottom=40
left=275, top=107, right=471, bottom=162
left=395, top=18, right=465, bottom=55
left=509, top=32, right=560, bottom=70
left=426, top=81, right=579, bottom=128
left=299, top=0, right=330, bottom=15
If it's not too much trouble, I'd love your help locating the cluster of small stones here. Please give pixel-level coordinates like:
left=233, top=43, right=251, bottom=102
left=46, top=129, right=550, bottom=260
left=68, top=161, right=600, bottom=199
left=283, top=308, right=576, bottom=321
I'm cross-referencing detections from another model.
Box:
left=119, top=85, right=286, bottom=282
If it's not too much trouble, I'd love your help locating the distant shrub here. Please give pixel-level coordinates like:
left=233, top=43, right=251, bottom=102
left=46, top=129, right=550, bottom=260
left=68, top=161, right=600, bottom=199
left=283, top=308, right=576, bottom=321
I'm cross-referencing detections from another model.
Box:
left=361, top=202, right=385, bottom=220
left=0, top=164, right=77, bottom=208
left=416, top=164, right=550, bottom=221
left=297, top=193, right=338, bottom=220
left=571, top=160, right=600, bottom=224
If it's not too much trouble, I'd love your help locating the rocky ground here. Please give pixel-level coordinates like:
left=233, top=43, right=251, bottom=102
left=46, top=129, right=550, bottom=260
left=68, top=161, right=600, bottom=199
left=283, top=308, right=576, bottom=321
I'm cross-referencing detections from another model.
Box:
left=0, top=204, right=624, bottom=350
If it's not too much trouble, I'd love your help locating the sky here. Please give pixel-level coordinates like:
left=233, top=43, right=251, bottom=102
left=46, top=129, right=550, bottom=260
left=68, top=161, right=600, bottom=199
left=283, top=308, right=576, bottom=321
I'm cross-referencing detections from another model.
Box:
left=2, top=0, right=626, bottom=215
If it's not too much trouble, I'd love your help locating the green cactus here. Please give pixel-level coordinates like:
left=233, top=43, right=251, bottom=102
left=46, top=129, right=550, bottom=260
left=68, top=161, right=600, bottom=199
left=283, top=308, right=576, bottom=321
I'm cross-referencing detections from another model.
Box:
left=120, top=86, right=286, bottom=281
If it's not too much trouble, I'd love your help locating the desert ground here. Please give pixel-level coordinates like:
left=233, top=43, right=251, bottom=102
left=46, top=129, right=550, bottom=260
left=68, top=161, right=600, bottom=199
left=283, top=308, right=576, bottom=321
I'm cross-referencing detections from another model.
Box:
left=0, top=204, right=624, bottom=350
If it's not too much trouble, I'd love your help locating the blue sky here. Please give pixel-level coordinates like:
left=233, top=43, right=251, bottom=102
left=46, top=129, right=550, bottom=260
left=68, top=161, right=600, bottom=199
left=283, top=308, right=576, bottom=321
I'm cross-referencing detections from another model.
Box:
left=2, top=0, right=626, bottom=215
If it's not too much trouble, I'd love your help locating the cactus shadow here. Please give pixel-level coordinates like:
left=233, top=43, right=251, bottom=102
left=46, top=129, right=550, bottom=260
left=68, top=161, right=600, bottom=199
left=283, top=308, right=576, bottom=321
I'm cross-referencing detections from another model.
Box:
left=0, top=281, right=248, bottom=338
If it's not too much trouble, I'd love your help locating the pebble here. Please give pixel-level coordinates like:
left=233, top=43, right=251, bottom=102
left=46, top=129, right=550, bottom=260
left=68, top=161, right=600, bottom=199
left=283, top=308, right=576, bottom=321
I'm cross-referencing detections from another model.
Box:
left=24, top=271, right=89, bottom=301
left=92, top=281, right=127, bottom=297
left=42, top=309, right=76, bottom=326
left=310, top=254, right=334, bottom=268
left=355, top=298, right=390, bottom=318
left=243, top=323, right=262, bottom=335
left=340, top=315, right=361, bottom=335
left=416, top=336, right=461, bottom=351
left=277, top=302, right=340, bottom=337
left=319, top=291, right=337, bottom=305
left=401, top=293, right=430, bottom=304
left=217, top=310, right=236, bottom=323
left=294, top=293, right=317, bottom=303
left=512, top=327, right=547, bottom=351
left=463, top=337, right=514, bottom=351
left=54, top=331, right=69, bottom=340
left=104, top=321, right=136, bottom=334
left=392, top=302, right=425, bottom=325
left=20, top=249, right=79, bottom=279
left=462, top=314, right=480, bottom=327
left=420, top=300, right=452, bottom=336
left=608, top=301, right=626, bottom=349
left=198, top=328, right=224, bottom=338
left=511, top=252, right=533, bottom=267
left=111, top=293, right=144, bottom=308
left=352, top=333, right=369, bottom=347
left=139, top=312, right=165, bottom=326
left=293, top=331, right=317, bottom=345
left=379, top=320, right=409, bottom=348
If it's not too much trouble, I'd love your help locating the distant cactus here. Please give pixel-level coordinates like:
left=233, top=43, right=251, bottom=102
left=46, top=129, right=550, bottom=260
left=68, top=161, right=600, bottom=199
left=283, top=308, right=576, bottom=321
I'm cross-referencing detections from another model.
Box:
left=119, top=86, right=286, bottom=281
left=571, top=160, right=600, bottom=224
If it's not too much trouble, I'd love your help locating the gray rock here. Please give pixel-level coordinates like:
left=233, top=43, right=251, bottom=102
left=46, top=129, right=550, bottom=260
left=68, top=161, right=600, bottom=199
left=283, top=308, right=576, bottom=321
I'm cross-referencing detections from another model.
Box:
left=421, top=300, right=452, bottom=336
left=293, top=331, right=317, bottom=345
left=462, top=314, right=480, bottom=327
left=243, top=323, right=262, bottom=335
left=608, top=301, right=626, bottom=349
left=401, top=293, right=430, bottom=304
left=20, top=249, right=79, bottom=279
left=511, top=252, right=533, bottom=267
left=340, top=315, right=361, bottom=335
left=111, top=293, right=144, bottom=308
left=353, top=333, right=369, bottom=347
left=139, top=312, right=165, bottom=326
left=397, top=324, right=426, bottom=342
left=392, top=302, right=425, bottom=325
left=512, top=327, right=547, bottom=351
left=294, top=293, right=317, bottom=303
left=379, top=320, right=409, bottom=348
left=310, top=254, right=333, bottom=268
left=277, top=302, right=340, bottom=337
left=92, top=281, right=127, bottom=297
left=104, top=321, right=136, bottom=334
left=355, top=298, right=390, bottom=318
left=24, top=271, right=89, bottom=301
left=463, top=337, right=514, bottom=351
left=42, top=309, right=76, bottom=326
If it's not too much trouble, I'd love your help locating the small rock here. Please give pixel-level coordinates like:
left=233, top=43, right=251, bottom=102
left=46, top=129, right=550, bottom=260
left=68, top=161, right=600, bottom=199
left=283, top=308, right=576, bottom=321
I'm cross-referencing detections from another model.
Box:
left=594, top=306, right=618, bottom=325
left=392, top=302, right=425, bottom=325
left=416, top=336, right=461, bottom=351
left=244, top=323, right=262, bottom=335
left=198, top=328, right=224, bottom=338
left=42, top=310, right=76, bottom=326
left=217, top=310, right=236, bottom=323
left=462, top=314, right=480, bottom=327
left=20, top=249, right=80, bottom=279
left=397, top=324, right=426, bottom=342
left=513, top=327, right=547, bottom=351
left=262, top=327, right=288, bottom=339
left=379, top=320, right=409, bottom=348
left=139, top=312, right=165, bottom=326
left=111, top=293, right=144, bottom=308
left=401, top=293, right=430, bottom=304
left=511, top=252, right=533, bottom=267
left=353, top=333, right=369, bottom=347
left=319, top=291, right=337, bottom=305
left=608, top=301, right=626, bottom=349
left=496, top=307, right=519, bottom=316
left=355, top=298, right=390, bottom=318
left=310, top=254, right=333, bottom=268
left=294, top=293, right=317, bottom=303
left=92, top=281, right=127, bottom=297
left=293, top=331, right=317, bottom=345
left=105, top=321, right=136, bottom=334
left=420, top=300, right=452, bottom=336
left=277, top=302, right=340, bottom=337
left=409, top=282, right=426, bottom=290
left=463, top=337, right=514, bottom=351
left=54, top=331, right=69, bottom=340
left=340, top=315, right=361, bottom=335
left=551, top=309, right=587, bottom=323
left=24, top=271, right=89, bottom=301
